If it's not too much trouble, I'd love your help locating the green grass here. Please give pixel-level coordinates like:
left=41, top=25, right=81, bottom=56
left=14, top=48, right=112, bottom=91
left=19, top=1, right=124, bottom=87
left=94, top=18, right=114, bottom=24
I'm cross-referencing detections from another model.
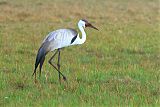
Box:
left=0, top=0, right=160, bottom=106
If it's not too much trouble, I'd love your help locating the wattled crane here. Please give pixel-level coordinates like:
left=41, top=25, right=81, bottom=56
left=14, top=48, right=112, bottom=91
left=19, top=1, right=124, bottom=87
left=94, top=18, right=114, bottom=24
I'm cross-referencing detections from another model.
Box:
left=32, top=19, right=98, bottom=83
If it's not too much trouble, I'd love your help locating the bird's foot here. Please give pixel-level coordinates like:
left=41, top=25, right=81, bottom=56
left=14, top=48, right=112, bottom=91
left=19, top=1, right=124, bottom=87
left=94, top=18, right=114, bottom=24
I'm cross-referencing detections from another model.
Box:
left=58, top=76, right=67, bottom=85
left=63, top=76, right=67, bottom=81
left=34, top=79, right=38, bottom=84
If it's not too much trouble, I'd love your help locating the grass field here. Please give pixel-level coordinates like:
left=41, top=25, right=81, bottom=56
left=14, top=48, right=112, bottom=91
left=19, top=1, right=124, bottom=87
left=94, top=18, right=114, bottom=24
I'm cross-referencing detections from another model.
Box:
left=0, top=0, right=160, bottom=106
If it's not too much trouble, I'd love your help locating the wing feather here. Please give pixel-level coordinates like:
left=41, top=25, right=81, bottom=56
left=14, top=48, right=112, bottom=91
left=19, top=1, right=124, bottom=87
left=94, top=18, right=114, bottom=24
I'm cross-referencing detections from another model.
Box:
left=42, top=28, right=78, bottom=43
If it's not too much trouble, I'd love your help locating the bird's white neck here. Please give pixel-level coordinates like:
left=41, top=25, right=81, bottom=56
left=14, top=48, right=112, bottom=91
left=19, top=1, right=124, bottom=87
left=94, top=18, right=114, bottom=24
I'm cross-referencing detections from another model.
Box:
left=77, top=24, right=86, bottom=44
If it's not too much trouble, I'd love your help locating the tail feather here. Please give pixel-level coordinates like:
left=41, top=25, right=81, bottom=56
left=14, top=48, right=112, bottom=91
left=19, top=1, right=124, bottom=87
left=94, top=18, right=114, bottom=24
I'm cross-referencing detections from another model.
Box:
left=33, top=42, right=50, bottom=76
left=39, top=56, right=45, bottom=77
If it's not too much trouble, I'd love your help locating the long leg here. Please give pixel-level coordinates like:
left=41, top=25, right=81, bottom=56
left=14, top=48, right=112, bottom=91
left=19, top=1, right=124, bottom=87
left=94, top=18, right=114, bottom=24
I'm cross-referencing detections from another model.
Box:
left=57, top=49, right=67, bottom=82
left=48, top=49, right=66, bottom=83
left=57, top=49, right=61, bottom=82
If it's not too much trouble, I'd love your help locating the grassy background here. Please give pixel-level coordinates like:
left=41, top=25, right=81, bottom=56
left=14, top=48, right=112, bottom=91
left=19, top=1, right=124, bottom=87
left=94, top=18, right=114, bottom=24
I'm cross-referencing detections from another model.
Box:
left=0, top=0, right=160, bottom=106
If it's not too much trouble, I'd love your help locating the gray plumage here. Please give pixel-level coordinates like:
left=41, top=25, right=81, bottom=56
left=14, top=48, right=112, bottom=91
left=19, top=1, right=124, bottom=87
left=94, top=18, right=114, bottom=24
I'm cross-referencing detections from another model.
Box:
left=32, top=19, right=98, bottom=83
left=33, top=28, right=78, bottom=76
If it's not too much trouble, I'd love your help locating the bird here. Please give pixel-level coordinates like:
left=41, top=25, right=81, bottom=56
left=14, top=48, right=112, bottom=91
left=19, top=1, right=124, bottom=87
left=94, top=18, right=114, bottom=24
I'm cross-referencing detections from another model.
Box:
left=32, top=19, right=98, bottom=83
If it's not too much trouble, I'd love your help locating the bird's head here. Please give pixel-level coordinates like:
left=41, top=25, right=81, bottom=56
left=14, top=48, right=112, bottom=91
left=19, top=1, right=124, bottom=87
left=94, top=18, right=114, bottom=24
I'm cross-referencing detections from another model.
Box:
left=78, top=19, right=98, bottom=30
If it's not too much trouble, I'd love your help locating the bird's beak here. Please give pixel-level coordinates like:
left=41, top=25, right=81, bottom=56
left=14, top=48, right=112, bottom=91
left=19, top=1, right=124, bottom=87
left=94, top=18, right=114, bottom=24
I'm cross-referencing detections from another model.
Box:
left=90, top=24, right=99, bottom=30
left=86, top=23, right=99, bottom=30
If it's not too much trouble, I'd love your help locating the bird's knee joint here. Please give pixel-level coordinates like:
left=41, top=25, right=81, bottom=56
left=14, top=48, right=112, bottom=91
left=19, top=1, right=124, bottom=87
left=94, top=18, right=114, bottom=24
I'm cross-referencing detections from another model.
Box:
left=48, top=60, right=52, bottom=64
left=57, top=64, right=60, bottom=67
